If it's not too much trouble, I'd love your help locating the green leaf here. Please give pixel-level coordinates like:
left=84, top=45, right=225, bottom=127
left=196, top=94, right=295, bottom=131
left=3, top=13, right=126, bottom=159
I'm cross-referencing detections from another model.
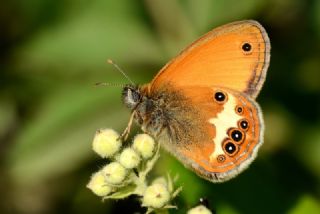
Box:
left=103, top=184, right=137, bottom=200
left=288, top=195, right=320, bottom=214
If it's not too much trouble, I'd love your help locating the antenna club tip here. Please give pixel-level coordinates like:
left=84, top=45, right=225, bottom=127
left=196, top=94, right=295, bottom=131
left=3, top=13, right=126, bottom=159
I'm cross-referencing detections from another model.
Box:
left=106, top=59, right=135, bottom=85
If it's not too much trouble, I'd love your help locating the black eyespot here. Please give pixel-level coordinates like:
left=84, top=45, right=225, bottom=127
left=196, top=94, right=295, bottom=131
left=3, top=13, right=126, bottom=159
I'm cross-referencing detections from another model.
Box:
left=231, top=129, right=243, bottom=142
left=214, top=91, right=226, bottom=103
left=239, top=119, right=249, bottom=131
left=236, top=106, right=243, bottom=114
left=224, top=142, right=237, bottom=155
left=242, top=42, right=252, bottom=52
left=217, top=154, right=226, bottom=163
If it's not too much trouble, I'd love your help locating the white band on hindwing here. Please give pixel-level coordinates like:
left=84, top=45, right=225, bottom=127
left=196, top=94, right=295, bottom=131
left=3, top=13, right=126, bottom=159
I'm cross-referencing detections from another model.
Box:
left=208, top=93, right=242, bottom=161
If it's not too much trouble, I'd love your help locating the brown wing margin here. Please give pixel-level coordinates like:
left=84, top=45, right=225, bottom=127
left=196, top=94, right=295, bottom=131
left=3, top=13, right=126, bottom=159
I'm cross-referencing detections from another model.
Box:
left=243, top=20, right=271, bottom=98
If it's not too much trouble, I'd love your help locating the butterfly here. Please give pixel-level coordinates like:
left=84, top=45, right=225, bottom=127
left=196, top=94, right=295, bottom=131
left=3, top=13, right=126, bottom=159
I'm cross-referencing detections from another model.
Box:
left=121, top=20, right=270, bottom=182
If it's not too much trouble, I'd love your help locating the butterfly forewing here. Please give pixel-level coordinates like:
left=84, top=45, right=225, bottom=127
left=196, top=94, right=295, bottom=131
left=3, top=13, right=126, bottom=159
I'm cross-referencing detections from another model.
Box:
left=150, top=20, right=270, bottom=99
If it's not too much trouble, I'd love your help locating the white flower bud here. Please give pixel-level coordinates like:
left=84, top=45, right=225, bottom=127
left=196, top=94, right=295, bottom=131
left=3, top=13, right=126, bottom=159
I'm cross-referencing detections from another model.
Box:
left=102, top=162, right=127, bottom=185
left=187, top=205, right=212, bottom=214
left=119, top=148, right=141, bottom=169
left=92, top=129, right=121, bottom=158
left=87, top=172, right=112, bottom=197
left=142, top=183, right=170, bottom=209
left=152, top=177, right=167, bottom=187
left=133, top=134, right=155, bottom=159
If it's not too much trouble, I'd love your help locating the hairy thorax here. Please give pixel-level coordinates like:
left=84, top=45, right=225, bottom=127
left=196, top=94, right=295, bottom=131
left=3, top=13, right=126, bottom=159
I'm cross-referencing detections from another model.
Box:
left=133, top=84, right=204, bottom=151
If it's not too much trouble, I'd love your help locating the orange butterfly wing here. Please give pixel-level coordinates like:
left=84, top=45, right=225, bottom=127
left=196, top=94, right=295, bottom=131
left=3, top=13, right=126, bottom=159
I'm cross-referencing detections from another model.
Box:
left=142, top=20, right=270, bottom=182
left=150, top=20, right=270, bottom=99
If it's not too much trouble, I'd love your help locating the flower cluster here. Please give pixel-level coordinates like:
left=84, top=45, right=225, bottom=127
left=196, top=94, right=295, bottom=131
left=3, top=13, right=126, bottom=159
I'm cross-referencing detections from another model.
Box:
left=87, top=128, right=181, bottom=213
left=187, top=205, right=213, bottom=214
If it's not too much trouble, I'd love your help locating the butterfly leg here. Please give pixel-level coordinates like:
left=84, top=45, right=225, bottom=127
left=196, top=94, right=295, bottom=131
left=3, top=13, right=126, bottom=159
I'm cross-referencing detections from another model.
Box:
left=119, top=111, right=136, bottom=141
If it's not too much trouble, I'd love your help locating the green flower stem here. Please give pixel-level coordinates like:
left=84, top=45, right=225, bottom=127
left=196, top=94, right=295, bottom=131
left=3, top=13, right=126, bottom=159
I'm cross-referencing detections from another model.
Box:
left=133, top=143, right=161, bottom=196
left=139, top=142, right=161, bottom=180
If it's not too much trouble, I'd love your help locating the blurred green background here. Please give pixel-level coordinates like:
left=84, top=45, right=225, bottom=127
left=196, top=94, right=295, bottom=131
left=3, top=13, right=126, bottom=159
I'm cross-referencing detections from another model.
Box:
left=1, top=0, right=320, bottom=213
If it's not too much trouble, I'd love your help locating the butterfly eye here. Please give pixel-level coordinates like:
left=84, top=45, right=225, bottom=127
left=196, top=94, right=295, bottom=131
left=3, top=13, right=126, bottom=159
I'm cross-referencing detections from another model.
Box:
left=235, top=105, right=244, bottom=115
left=238, top=119, right=249, bottom=131
left=122, top=85, right=141, bottom=110
left=222, top=140, right=238, bottom=156
left=217, top=154, right=226, bottom=163
left=241, top=42, right=252, bottom=54
left=214, top=91, right=227, bottom=103
left=229, top=129, right=244, bottom=144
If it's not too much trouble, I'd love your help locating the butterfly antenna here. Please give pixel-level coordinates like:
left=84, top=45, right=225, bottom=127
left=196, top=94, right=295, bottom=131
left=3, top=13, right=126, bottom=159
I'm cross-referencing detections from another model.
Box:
left=107, top=59, right=135, bottom=85
left=95, top=82, right=125, bottom=87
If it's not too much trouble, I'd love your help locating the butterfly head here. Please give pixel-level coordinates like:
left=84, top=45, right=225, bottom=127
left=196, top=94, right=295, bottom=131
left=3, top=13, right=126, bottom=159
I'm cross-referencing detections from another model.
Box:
left=122, top=84, right=142, bottom=110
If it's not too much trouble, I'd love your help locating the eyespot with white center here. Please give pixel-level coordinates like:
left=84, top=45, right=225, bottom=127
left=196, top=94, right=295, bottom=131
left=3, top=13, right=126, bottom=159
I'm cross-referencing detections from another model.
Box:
left=213, top=91, right=227, bottom=104
left=228, top=128, right=245, bottom=144
left=222, top=139, right=239, bottom=156
left=241, top=42, right=253, bottom=55
left=235, top=105, right=244, bottom=115
left=238, top=119, right=249, bottom=131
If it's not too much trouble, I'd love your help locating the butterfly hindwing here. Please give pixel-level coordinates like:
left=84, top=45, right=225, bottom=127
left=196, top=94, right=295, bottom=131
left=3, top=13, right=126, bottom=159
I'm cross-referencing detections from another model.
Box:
left=154, top=85, right=264, bottom=182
